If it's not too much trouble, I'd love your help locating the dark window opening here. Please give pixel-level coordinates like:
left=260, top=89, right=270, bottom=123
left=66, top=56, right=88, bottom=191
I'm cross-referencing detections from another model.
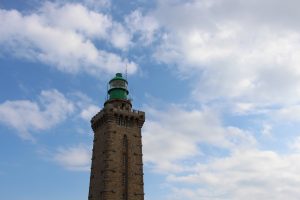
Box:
left=122, top=135, right=128, bottom=200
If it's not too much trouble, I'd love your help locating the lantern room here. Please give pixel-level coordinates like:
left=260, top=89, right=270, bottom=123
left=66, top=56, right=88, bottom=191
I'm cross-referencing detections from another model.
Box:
left=108, top=73, right=129, bottom=100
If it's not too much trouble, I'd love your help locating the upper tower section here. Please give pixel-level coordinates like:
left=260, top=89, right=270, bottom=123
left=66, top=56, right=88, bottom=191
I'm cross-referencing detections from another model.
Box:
left=108, top=73, right=128, bottom=100
left=104, top=73, right=132, bottom=109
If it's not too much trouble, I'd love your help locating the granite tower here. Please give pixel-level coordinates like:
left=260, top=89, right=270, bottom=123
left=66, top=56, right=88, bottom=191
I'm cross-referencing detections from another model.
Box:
left=88, top=73, right=145, bottom=200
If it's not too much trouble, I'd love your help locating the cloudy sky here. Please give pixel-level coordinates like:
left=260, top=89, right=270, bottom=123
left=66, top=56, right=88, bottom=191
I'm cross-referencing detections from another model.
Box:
left=1, top=0, right=300, bottom=199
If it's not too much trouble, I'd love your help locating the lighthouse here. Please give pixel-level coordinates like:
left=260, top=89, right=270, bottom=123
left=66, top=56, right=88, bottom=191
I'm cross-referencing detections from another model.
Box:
left=88, top=73, right=145, bottom=200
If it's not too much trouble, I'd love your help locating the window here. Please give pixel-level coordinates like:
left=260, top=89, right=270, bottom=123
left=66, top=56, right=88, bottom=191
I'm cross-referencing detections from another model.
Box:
left=117, top=116, right=133, bottom=127
left=110, top=80, right=127, bottom=89
left=122, top=135, right=128, bottom=200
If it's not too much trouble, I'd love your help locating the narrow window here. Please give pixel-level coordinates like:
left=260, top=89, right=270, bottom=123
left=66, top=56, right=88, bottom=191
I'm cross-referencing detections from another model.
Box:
left=122, top=135, right=128, bottom=200
left=122, top=117, right=126, bottom=126
left=118, top=116, right=122, bottom=125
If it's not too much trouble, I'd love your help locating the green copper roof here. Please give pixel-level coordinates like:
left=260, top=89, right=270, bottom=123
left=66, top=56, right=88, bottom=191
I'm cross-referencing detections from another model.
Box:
left=109, top=73, right=128, bottom=84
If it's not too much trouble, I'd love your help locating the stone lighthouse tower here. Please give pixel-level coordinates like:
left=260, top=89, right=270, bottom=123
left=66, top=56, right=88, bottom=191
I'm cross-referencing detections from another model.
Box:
left=88, top=73, right=145, bottom=200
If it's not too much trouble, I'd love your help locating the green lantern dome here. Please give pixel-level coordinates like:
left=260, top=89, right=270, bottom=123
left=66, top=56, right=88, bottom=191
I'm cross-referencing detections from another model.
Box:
left=108, top=73, right=128, bottom=100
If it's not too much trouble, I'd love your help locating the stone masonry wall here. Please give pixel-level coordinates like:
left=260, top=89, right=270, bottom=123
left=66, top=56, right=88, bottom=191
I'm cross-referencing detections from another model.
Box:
left=88, top=102, right=145, bottom=200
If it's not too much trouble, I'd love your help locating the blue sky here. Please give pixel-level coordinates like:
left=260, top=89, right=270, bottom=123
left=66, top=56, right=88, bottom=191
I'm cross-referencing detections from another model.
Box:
left=1, top=0, right=300, bottom=199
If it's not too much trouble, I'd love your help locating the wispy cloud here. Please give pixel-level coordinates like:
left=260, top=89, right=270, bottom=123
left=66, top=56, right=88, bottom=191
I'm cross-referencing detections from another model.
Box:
left=125, top=10, right=160, bottom=45
left=150, top=0, right=300, bottom=107
left=142, top=103, right=300, bottom=199
left=0, top=89, right=74, bottom=140
left=80, top=105, right=100, bottom=121
left=143, top=105, right=256, bottom=173
left=52, top=144, right=91, bottom=171
left=0, top=88, right=101, bottom=140
left=166, top=149, right=300, bottom=200
left=0, top=1, right=137, bottom=76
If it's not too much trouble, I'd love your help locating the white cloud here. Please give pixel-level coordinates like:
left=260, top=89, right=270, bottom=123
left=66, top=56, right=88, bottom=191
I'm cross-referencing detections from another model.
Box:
left=125, top=10, right=159, bottom=45
left=233, top=102, right=255, bottom=115
left=0, top=89, right=74, bottom=140
left=80, top=104, right=100, bottom=121
left=39, top=2, right=111, bottom=38
left=166, top=149, right=300, bottom=200
left=142, top=105, right=300, bottom=200
left=53, top=144, right=91, bottom=171
left=275, top=105, right=300, bottom=122
left=0, top=2, right=137, bottom=76
left=82, top=0, right=111, bottom=10
left=289, top=136, right=300, bottom=152
left=143, top=106, right=256, bottom=172
left=261, top=123, right=272, bottom=137
left=151, top=0, right=300, bottom=106
left=68, top=91, right=101, bottom=121
left=110, top=22, right=132, bottom=49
